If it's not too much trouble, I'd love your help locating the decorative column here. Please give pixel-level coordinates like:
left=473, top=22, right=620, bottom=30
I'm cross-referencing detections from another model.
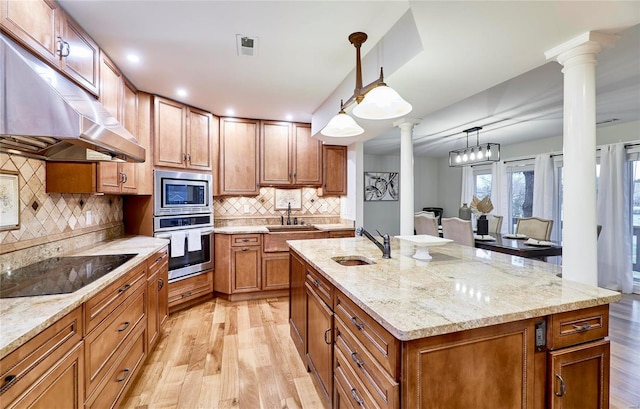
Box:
left=393, top=118, right=422, bottom=236
left=545, top=32, right=616, bottom=286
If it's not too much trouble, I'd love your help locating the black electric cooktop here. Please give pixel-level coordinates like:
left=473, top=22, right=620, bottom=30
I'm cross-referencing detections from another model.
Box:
left=0, top=254, right=137, bottom=299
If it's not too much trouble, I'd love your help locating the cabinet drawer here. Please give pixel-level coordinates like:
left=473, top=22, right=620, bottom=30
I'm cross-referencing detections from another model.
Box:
left=0, top=307, right=83, bottom=403
left=231, top=234, right=262, bottom=247
left=263, top=231, right=327, bottom=252
left=334, top=290, right=399, bottom=379
left=335, top=317, right=399, bottom=409
left=85, top=324, right=146, bottom=409
left=84, top=286, right=145, bottom=395
left=306, top=266, right=333, bottom=307
left=334, top=347, right=380, bottom=409
left=168, top=271, right=213, bottom=307
left=84, top=262, right=146, bottom=335
left=548, top=305, right=609, bottom=350
left=147, top=247, right=168, bottom=276
left=329, top=230, right=355, bottom=238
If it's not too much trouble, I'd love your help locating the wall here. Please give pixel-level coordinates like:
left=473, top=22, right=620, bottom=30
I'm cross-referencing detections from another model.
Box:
left=213, top=187, right=341, bottom=226
left=0, top=153, right=124, bottom=261
left=437, top=119, right=640, bottom=218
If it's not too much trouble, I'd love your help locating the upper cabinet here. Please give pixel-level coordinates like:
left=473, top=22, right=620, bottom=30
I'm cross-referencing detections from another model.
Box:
left=320, top=145, right=347, bottom=196
left=1, top=0, right=99, bottom=95
left=153, top=96, right=215, bottom=171
left=219, top=117, right=259, bottom=196
left=260, top=122, right=321, bottom=187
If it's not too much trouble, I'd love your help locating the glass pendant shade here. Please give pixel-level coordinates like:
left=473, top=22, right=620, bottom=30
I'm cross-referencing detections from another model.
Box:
left=320, top=111, right=364, bottom=137
left=352, top=85, right=412, bottom=120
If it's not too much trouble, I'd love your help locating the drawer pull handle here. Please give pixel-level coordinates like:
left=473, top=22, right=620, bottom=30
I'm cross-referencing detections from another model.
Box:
left=118, top=283, right=131, bottom=294
left=554, top=374, right=566, bottom=397
left=572, top=322, right=592, bottom=332
left=117, top=321, right=131, bottom=332
left=242, top=238, right=250, bottom=242
left=350, top=388, right=364, bottom=405
left=158, top=278, right=165, bottom=291
left=312, top=279, right=320, bottom=287
left=182, top=291, right=192, bottom=298
left=1, top=374, right=17, bottom=392
left=155, top=255, right=164, bottom=263
left=351, top=352, right=364, bottom=367
left=351, top=316, right=364, bottom=330
left=324, top=328, right=331, bottom=345
left=116, top=368, right=131, bottom=382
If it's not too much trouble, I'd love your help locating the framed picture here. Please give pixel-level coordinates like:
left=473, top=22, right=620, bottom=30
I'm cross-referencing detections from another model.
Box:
left=0, top=170, right=20, bottom=231
left=274, top=188, right=302, bottom=210
left=365, top=172, right=399, bottom=201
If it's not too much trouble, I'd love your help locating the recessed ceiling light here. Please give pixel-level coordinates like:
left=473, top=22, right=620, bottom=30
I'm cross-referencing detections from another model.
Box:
left=176, top=88, right=188, bottom=97
left=226, top=108, right=235, bottom=116
left=285, top=114, right=293, bottom=121
left=127, top=54, right=140, bottom=63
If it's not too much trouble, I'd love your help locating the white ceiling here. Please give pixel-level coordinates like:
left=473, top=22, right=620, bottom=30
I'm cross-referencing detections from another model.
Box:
left=58, top=1, right=640, bottom=158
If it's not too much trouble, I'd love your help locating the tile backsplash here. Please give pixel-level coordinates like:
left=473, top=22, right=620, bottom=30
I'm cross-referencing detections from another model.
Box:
left=0, top=154, right=123, bottom=254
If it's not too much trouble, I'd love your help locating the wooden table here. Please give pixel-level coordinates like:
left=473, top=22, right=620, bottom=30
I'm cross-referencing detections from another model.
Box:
left=474, top=233, right=562, bottom=259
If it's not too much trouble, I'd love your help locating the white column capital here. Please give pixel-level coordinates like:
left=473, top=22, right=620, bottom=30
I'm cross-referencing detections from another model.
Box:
left=545, top=31, right=617, bottom=64
left=393, top=118, right=422, bottom=130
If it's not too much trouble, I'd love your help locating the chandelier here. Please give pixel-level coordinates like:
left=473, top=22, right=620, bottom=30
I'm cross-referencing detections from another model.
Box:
left=320, top=32, right=412, bottom=137
left=448, top=127, right=500, bottom=167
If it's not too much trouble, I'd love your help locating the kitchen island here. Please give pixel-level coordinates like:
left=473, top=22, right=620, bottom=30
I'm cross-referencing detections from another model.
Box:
left=288, top=236, right=620, bottom=409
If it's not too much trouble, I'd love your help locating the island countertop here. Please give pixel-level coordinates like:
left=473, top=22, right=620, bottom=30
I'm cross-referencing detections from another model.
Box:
left=287, top=236, right=621, bottom=341
left=0, top=236, right=169, bottom=360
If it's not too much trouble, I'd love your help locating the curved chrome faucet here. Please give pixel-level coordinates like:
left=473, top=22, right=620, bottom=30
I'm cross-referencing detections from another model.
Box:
left=356, top=227, right=391, bottom=259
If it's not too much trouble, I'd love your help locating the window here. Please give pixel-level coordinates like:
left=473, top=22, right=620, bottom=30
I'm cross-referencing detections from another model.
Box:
left=507, top=166, right=534, bottom=233
left=474, top=171, right=492, bottom=199
left=632, top=159, right=640, bottom=286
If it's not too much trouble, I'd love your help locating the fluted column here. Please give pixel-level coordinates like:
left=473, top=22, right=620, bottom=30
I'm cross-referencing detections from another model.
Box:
left=394, top=118, right=421, bottom=235
left=545, top=32, right=616, bottom=286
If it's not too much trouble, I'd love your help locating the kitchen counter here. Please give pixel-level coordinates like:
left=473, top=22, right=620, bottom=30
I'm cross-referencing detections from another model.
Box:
left=214, top=222, right=354, bottom=234
left=288, top=236, right=620, bottom=341
left=0, top=235, right=169, bottom=359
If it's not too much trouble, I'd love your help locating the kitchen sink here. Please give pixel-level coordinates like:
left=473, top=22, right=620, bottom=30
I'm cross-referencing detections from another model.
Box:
left=331, top=256, right=376, bottom=266
left=266, top=225, right=320, bottom=233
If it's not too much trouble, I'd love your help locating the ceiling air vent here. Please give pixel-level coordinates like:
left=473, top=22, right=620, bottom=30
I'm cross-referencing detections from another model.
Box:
left=236, top=35, right=258, bottom=57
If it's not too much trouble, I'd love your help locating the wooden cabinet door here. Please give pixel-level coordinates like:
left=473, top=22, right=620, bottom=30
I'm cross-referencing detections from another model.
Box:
left=219, top=117, right=259, bottom=195
left=123, top=79, right=138, bottom=138
left=548, top=339, right=610, bottom=409
left=322, top=145, right=347, bottom=196
left=186, top=107, right=213, bottom=170
left=293, top=123, right=322, bottom=186
left=306, top=283, right=333, bottom=406
left=158, top=271, right=168, bottom=327
left=0, top=0, right=59, bottom=65
left=59, top=10, right=99, bottom=95
left=231, top=246, right=261, bottom=293
left=97, top=162, right=121, bottom=194
left=99, top=51, right=122, bottom=120
left=260, top=121, right=292, bottom=185
left=289, top=252, right=307, bottom=361
left=154, top=96, right=187, bottom=168
left=262, top=253, right=289, bottom=290
left=147, top=271, right=159, bottom=350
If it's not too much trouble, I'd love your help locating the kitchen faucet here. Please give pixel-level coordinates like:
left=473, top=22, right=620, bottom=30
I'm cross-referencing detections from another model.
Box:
left=286, top=202, right=292, bottom=225
left=356, top=227, right=391, bottom=259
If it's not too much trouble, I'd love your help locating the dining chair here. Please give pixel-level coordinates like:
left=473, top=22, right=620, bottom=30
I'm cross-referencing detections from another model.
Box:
left=515, top=217, right=553, bottom=241
left=488, top=215, right=503, bottom=234
left=414, top=214, right=439, bottom=236
left=441, top=217, right=475, bottom=246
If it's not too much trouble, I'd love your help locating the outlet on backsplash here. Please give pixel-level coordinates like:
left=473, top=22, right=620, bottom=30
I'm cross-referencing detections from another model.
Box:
left=243, top=204, right=251, bottom=214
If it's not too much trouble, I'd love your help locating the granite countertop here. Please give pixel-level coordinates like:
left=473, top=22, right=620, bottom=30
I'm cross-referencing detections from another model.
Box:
left=0, top=236, right=169, bottom=360
left=214, top=223, right=355, bottom=234
left=288, top=236, right=621, bottom=341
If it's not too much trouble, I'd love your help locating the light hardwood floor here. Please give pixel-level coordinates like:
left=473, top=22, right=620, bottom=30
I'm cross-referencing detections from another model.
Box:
left=123, top=294, right=640, bottom=409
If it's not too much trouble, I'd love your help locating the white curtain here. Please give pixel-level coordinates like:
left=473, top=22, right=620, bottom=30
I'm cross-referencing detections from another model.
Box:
left=597, top=143, right=633, bottom=293
left=460, top=166, right=474, bottom=207
left=533, top=153, right=554, bottom=220
left=491, top=161, right=509, bottom=234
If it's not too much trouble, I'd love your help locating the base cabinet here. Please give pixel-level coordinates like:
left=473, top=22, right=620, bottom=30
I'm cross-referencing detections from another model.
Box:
left=306, top=283, right=334, bottom=408
left=168, top=270, right=213, bottom=312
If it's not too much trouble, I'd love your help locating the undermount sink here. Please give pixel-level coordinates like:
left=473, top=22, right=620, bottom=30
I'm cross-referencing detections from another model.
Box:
left=331, top=256, right=376, bottom=266
left=267, top=225, right=320, bottom=233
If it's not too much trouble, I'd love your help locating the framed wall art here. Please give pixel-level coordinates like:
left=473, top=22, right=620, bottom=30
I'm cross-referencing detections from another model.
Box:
left=364, top=172, right=399, bottom=201
left=0, top=170, right=20, bottom=231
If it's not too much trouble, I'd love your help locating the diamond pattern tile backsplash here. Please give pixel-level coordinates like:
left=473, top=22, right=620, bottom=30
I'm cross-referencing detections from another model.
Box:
left=214, top=187, right=341, bottom=225
left=1, top=154, right=123, bottom=252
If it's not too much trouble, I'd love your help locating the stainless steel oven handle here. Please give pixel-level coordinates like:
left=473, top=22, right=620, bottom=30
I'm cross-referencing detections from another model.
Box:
left=155, top=229, right=214, bottom=240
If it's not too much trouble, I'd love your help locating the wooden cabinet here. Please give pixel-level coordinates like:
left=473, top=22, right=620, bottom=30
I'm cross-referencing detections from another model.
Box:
left=214, top=234, right=262, bottom=296
left=219, top=117, right=259, bottom=195
left=0, top=308, right=84, bottom=409
left=260, top=121, right=321, bottom=186
left=306, top=281, right=334, bottom=408
left=320, top=145, right=347, bottom=196
left=329, top=229, right=355, bottom=238
left=153, top=96, right=215, bottom=171
left=146, top=247, right=168, bottom=350
left=167, top=270, right=213, bottom=312
left=99, top=50, right=122, bottom=120
left=0, top=0, right=99, bottom=95
left=289, top=251, right=307, bottom=361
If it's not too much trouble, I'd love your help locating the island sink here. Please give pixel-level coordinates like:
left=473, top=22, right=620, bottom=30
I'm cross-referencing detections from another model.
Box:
left=331, top=256, right=375, bottom=266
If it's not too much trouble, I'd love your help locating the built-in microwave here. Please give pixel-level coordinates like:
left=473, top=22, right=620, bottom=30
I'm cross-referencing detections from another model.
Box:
left=154, top=170, right=213, bottom=216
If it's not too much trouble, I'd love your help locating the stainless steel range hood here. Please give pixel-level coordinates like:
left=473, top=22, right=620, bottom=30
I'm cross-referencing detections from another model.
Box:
left=0, top=33, right=145, bottom=162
